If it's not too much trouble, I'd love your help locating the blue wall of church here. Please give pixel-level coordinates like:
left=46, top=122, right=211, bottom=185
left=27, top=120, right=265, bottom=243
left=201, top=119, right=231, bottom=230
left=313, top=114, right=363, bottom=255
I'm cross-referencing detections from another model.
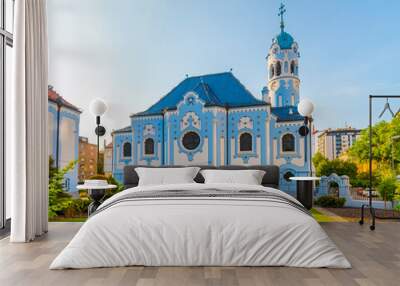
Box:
left=112, top=92, right=310, bottom=197
left=112, top=132, right=134, bottom=182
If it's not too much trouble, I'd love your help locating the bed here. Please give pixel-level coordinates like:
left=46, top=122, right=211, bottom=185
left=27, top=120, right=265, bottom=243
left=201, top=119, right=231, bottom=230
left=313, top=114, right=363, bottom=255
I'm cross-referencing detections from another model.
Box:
left=50, top=165, right=350, bottom=269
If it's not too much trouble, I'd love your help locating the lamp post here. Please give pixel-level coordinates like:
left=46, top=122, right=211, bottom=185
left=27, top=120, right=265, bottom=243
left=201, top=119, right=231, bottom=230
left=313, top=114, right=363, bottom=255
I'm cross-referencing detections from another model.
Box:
left=89, top=98, right=107, bottom=174
left=297, top=99, right=315, bottom=175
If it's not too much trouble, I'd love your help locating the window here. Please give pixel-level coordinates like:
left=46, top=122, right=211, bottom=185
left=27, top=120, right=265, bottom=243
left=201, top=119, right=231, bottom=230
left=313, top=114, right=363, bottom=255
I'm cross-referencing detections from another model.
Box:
left=123, top=142, right=132, bottom=157
left=284, top=61, right=288, bottom=73
left=290, top=61, right=295, bottom=74
left=282, top=133, right=295, bottom=152
left=275, top=61, right=281, bottom=76
left=269, top=64, right=274, bottom=78
left=239, top=132, right=252, bottom=152
left=1, top=0, right=14, bottom=229
left=64, top=178, right=70, bottom=192
left=144, top=138, right=155, bottom=155
left=182, top=131, right=200, bottom=150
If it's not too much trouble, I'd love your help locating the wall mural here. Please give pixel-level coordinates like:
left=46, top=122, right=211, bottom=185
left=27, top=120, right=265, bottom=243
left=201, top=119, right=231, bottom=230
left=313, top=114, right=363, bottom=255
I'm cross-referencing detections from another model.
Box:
left=112, top=20, right=311, bottom=195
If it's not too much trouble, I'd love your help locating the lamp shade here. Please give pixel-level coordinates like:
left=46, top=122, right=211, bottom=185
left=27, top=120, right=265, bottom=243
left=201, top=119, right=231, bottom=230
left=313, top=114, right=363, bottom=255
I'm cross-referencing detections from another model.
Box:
left=298, top=99, right=314, bottom=117
left=89, top=98, right=108, bottom=117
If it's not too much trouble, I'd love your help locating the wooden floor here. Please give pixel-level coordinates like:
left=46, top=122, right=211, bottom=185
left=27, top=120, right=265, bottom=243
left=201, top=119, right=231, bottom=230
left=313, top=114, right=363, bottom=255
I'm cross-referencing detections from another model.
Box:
left=0, top=222, right=399, bottom=286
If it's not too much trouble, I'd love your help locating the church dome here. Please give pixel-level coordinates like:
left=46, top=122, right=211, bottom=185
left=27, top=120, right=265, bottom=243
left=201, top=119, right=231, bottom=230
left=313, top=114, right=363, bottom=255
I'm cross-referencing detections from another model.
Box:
left=275, top=31, right=294, bottom=50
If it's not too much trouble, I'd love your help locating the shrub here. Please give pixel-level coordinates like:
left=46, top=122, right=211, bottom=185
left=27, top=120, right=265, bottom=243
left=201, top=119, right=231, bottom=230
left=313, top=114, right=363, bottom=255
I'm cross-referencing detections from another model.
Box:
left=70, top=198, right=91, bottom=217
left=314, top=195, right=346, bottom=208
left=48, top=158, right=77, bottom=218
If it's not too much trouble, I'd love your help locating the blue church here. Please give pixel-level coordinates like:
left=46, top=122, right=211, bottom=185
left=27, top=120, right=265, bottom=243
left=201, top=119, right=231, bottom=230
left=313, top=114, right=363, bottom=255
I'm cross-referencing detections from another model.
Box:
left=112, top=7, right=310, bottom=195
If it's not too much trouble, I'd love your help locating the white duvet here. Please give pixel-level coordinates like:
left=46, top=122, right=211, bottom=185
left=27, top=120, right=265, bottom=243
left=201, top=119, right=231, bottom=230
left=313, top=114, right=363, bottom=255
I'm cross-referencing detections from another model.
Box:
left=50, top=183, right=351, bottom=269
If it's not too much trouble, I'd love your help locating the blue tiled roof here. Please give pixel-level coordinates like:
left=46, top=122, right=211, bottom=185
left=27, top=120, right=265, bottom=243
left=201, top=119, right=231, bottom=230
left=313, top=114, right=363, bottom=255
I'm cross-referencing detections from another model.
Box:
left=272, top=106, right=304, bottom=122
left=275, top=31, right=294, bottom=50
left=192, top=82, right=223, bottom=106
left=134, top=72, right=266, bottom=116
left=112, top=126, right=131, bottom=134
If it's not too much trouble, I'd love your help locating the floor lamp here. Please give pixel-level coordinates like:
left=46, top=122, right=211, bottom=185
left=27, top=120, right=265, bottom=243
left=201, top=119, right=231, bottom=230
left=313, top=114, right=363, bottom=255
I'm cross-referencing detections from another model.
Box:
left=298, top=99, right=315, bottom=176
left=89, top=98, right=107, bottom=174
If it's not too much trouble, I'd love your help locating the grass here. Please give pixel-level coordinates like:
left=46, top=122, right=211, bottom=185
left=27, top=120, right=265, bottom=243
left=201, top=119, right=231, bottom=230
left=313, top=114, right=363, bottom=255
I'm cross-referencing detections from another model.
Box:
left=49, top=217, right=87, bottom=222
left=311, top=208, right=342, bottom=222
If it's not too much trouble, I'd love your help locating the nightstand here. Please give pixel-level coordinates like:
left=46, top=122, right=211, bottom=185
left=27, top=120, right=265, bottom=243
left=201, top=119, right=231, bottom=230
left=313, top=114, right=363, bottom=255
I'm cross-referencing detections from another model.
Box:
left=289, top=176, right=320, bottom=210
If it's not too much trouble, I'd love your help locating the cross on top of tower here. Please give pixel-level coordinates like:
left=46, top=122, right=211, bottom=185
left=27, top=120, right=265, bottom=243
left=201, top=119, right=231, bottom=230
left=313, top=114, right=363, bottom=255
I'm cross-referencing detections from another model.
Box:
left=278, top=3, right=286, bottom=32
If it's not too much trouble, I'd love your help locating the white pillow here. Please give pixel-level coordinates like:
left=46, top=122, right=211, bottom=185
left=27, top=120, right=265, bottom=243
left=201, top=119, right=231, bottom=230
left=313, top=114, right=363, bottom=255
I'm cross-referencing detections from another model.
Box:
left=200, top=169, right=266, bottom=185
left=135, top=167, right=200, bottom=186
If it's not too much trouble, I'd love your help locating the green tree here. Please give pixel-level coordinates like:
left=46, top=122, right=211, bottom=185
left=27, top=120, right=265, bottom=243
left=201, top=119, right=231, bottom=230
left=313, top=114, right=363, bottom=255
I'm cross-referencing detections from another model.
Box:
left=48, top=158, right=77, bottom=218
left=377, top=173, right=399, bottom=209
left=314, top=157, right=357, bottom=179
left=349, top=116, right=400, bottom=170
left=312, top=152, right=327, bottom=171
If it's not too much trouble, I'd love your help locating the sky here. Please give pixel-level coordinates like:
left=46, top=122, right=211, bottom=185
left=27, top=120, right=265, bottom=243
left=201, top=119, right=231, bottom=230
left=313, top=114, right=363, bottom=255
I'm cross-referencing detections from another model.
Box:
left=47, top=0, right=400, bottom=145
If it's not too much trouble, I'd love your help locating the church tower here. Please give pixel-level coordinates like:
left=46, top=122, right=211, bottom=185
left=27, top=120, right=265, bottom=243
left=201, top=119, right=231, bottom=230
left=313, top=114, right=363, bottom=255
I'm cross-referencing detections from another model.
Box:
left=265, top=4, right=300, bottom=107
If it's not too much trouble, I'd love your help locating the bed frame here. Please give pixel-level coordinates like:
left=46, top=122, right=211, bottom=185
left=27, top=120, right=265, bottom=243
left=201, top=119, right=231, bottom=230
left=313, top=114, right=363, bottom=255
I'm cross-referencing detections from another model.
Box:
left=123, top=165, right=280, bottom=189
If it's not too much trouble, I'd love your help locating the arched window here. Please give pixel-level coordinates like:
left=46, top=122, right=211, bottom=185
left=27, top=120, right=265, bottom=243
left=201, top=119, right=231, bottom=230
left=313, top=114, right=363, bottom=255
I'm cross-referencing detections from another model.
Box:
left=290, top=61, right=295, bottom=74
left=282, top=133, right=295, bottom=152
left=284, top=61, right=288, bottom=73
left=144, top=138, right=154, bottom=155
left=239, top=132, right=252, bottom=152
left=276, top=61, right=281, bottom=76
left=269, top=64, right=275, bottom=78
left=123, top=142, right=132, bottom=157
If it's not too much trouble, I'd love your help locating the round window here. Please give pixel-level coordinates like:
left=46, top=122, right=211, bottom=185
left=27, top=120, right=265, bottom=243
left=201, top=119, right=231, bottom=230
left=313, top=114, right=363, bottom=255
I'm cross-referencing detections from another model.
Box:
left=182, top=131, right=201, bottom=150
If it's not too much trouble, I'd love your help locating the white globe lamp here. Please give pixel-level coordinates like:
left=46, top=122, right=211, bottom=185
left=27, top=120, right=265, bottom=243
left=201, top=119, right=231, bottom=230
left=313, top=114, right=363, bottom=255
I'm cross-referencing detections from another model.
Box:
left=89, top=98, right=108, bottom=117
left=297, top=98, right=314, bottom=117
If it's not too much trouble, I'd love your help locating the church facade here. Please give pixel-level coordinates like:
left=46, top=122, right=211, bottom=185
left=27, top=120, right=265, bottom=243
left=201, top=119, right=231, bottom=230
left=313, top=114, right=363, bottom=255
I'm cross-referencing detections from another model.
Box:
left=112, top=10, right=310, bottom=195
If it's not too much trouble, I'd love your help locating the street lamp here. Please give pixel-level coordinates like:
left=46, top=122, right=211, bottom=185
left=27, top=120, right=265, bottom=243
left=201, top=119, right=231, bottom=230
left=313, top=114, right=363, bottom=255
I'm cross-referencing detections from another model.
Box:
left=89, top=98, right=107, bottom=174
left=297, top=99, right=315, bottom=175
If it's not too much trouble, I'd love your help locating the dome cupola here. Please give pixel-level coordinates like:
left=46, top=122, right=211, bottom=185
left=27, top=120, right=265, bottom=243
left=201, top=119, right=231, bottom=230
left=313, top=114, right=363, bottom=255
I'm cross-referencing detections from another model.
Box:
left=274, top=31, right=294, bottom=50
left=273, top=3, right=294, bottom=50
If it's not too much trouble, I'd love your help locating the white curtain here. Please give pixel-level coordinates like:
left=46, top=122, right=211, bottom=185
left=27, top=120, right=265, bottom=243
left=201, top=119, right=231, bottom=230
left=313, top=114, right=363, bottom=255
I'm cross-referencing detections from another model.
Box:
left=9, top=0, right=48, bottom=242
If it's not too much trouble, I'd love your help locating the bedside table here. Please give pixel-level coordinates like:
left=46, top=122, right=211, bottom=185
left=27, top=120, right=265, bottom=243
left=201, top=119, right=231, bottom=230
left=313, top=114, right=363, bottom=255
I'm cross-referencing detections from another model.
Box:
left=289, top=176, right=320, bottom=210
left=77, top=180, right=117, bottom=216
